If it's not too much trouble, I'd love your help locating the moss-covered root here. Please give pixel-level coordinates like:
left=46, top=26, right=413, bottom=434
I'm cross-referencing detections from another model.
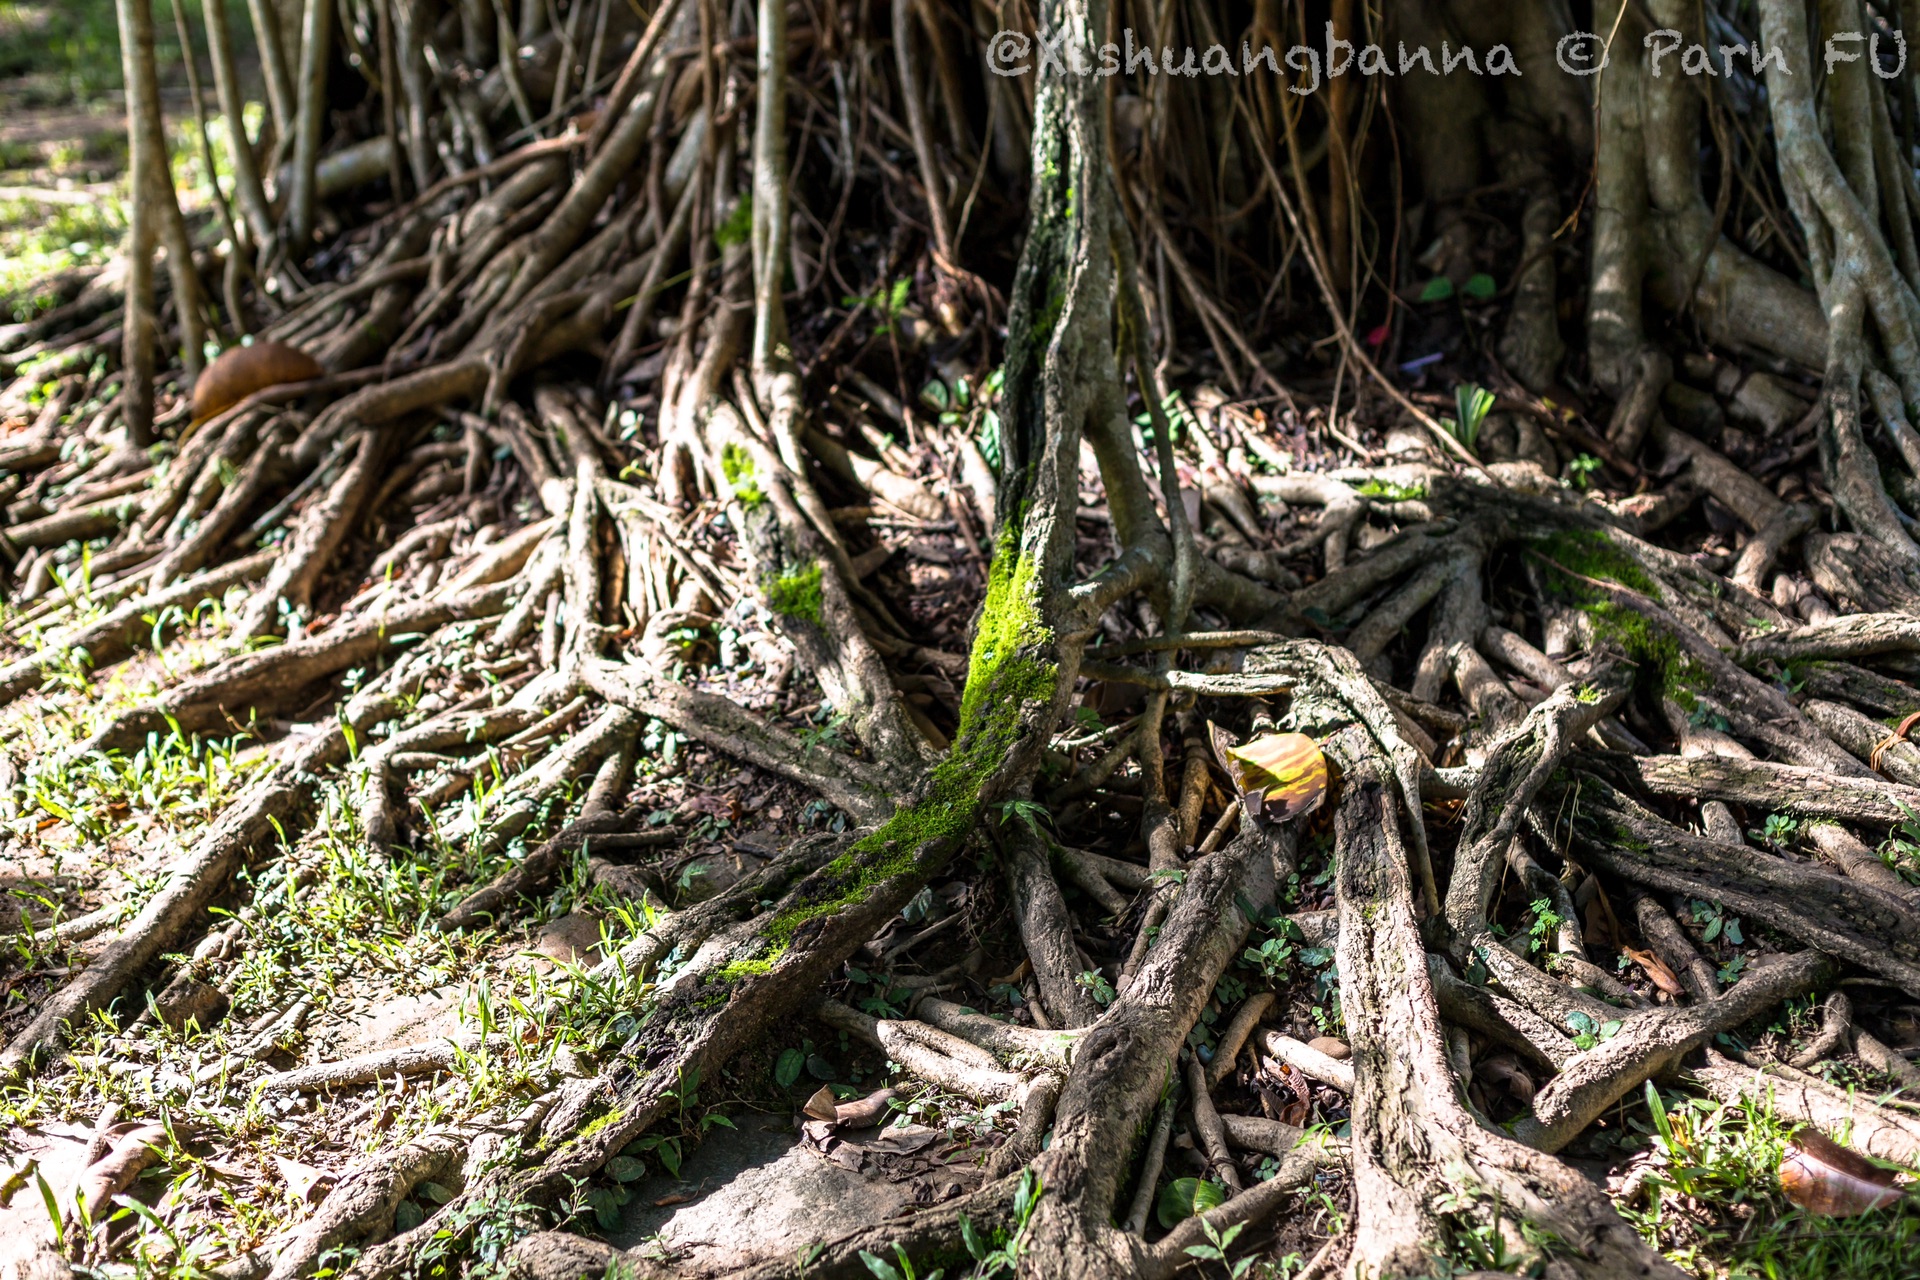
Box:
left=1528, top=532, right=1864, bottom=775
left=715, top=413, right=935, bottom=772
left=345, top=263, right=1097, bottom=1280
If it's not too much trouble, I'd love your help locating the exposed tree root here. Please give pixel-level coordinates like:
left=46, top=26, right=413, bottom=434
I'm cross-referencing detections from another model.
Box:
left=16, top=0, right=1920, bottom=1274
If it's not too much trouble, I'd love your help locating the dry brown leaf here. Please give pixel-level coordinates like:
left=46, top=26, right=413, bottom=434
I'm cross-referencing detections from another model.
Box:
left=833, top=1087, right=898, bottom=1129
left=1579, top=875, right=1623, bottom=948
left=70, top=1123, right=167, bottom=1220
left=803, top=1085, right=840, bottom=1122
left=272, top=1155, right=334, bottom=1204
left=191, top=342, right=324, bottom=426
left=1473, top=1054, right=1536, bottom=1106
left=1625, top=947, right=1687, bottom=998
left=1780, top=1127, right=1904, bottom=1216
left=1210, top=725, right=1328, bottom=822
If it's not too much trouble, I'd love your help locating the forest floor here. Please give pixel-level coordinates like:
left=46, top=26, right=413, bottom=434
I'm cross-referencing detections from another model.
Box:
left=11, top=5, right=1920, bottom=1278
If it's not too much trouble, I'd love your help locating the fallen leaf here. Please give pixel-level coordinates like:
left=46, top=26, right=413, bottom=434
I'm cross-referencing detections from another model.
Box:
left=1473, top=1054, right=1536, bottom=1106
left=1625, top=947, right=1686, bottom=998
left=1264, top=1055, right=1314, bottom=1106
left=191, top=341, right=323, bottom=426
left=989, top=960, right=1032, bottom=988
left=1780, top=1127, right=1904, bottom=1216
left=865, top=1126, right=940, bottom=1155
left=273, top=1155, right=334, bottom=1204
left=803, top=1085, right=840, bottom=1122
left=833, top=1086, right=898, bottom=1129
left=1579, top=875, right=1623, bottom=948
left=1156, top=1176, right=1226, bottom=1228
left=1211, top=725, right=1328, bottom=822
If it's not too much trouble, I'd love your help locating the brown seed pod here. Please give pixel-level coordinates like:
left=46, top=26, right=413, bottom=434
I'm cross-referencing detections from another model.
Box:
left=191, top=341, right=324, bottom=426
left=1779, top=1126, right=1904, bottom=1216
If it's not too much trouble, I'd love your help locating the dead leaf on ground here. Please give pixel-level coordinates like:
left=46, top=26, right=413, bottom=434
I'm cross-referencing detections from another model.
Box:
left=1473, top=1053, right=1536, bottom=1106
left=1209, top=725, right=1328, bottom=822
left=1624, top=947, right=1686, bottom=998
left=803, top=1084, right=840, bottom=1122
left=273, top=1154, right=335, bottom=1204
left=1579, top=876, right=1623, bottom=947
left=70, top=1123, right=167, bottom=1220
left=191, top=341, right=323, bottom=426
left=1780, top=1126, right=1904, bottom=1216
left=833, top=1086, right=898, bottom=1129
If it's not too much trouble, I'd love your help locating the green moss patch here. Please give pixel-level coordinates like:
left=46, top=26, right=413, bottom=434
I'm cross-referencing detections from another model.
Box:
left=719, top=523, right=1059, bottom=983
left=1528, top=530, right=1702, bottom=706
left=1529, top=529, right=1659, bottom=598
left=721, top=441, right=766, bottom=508
left=1587, top=602, right=1707, bottom=711
left=765, top=561, right=824, bottom=627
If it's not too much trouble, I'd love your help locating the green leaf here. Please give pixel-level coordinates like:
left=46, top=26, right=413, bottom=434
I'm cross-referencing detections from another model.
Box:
left=920, top=380, right=949, bottom=411
left=1566, top=1010, right=1596, bottom=1036
left=1012, top=1167, right=1043, bottom=1225
left=860, top=1251, right=904, bottom=1280
left=587, top=1185, right=621, bottom=1229
left=1645, top=1080, right=1674, bottom=1146
left=1703, top=916, right=1722, bottom=943
left=608, top=1156, right=647, bottom=1182
left=417, top=1181, right=454, bottom=1204
left=806, top=1053, right=837, bottom=1081
left=775, top=1047, right=806, bottom=1088
left=35, top=1169, right=63, bottom=1253
left=393, top=1200, right=425, bottom=1233
left=1418, top=276, right=1455, bottom=302
left=1451, top=383, right=1495, bottom=454
left=1724, top=918, right=1744, bottom=946
left=960, top=1214, right=987, bottom=1261
left=1463, top=272, right=1497, bottom=299
left=1156, top=1177, right=1227, bottom=1228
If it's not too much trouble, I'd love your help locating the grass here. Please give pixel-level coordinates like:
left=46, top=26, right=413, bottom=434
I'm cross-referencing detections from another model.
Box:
left=1622, top=1085, right=1920, bottom=1279
left=0, top=0, right=265, bottom=322
left=0, top=194, right=128, bottom=321
left=0, top=0, right=202, bottom=109
left=0, top=702, right=606, bottom=1273
left=0, top=581, right=697, bottom=1275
